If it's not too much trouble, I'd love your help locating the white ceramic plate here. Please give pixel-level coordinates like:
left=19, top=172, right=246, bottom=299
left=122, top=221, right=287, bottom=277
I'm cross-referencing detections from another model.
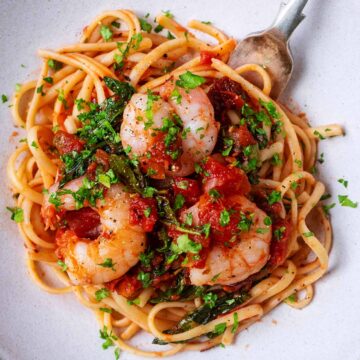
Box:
left=1, top=1, right=360, bottom=359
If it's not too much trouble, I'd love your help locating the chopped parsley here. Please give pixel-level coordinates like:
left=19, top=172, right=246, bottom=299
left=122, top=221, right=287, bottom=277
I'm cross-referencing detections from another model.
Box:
left=99, top=307, right=112, bottom=313
left=185, top=213, right=193, bottom=226
left=173, top=194, right=185, bottom=210
left=162, top=10, right=174, bottom=18
left=43, top=76, right=53, bottom=84
left=137, top=271, right=152, bottom=288
left=219, top=209, right=230, bottom=226
left=201, top=21, right=212, bottom=25
left=140, top=18, right=152, bottom=33
left=323, top=203, right=336, bottom=215
left=170, top=87, right=182, bottom=104
left=264, top=216, right=272, bottom=226
left=209, top=189, right=221, bottom=199
left=203, top=293, right=217, bottom=308
left=36, top=85, right=45, bottom=96
left=286, top=294, right=296, bottom=303
left=271, top=153, right=282, bottom=166
left=175, top=234, right=202, bottom=253
left=154, top=24, right=164, bottom=33
left=100, top=25, right=113, bottom=41
left=98, top=258, right=116, bottom=271
left=259, top=99, right=281, bottom=119
left=313, top=130, right=325, bottom=140
left=99, top=325, right=117, bottom=350
left=237, top=212, right=253, bottom=232
left=57, top=260, right=68, bottom=272
left=47, top=59, right=62, bottom=71
left=338, top=195, right=358, bottom=208
left=338, top=178, right=348, bottom=188
left=144, top=207, right=152, bottom=218
left=30, top=141, right=38, bottom=149
left=95, top=288, right=110, bottom=301
left=6, top=207, right=24, bottom=223
left=167, top=31, right=175, bottom=40
left=231, top=312, right=239, bottom=333
left=303, top=231, right=314, bottom=237
left=213, top=322, right=227, bottom=335
left=274, top=226, right=286, bottom=240
left=143, top=186, right=156, bottom=198
left=221, top=138, right=234, bottom=156
left=268, top=190, right=281, bottom=205
left=1, top=94, right=8, bottom=103
left=144, top=90, right=160, bottom=129
left=176, top=71, right=206, bottom=90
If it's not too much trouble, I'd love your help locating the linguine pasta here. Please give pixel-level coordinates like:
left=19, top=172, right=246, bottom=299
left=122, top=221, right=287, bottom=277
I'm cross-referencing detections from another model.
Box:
left=7, top=9, right=343, bottom=358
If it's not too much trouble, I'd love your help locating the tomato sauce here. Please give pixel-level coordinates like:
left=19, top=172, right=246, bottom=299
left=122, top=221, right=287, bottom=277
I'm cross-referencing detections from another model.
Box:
left=202, top=156, right=251, bottom=196
left=129, top=195, right=158, bottom=232
left=53, top=130, right=84, bottom=155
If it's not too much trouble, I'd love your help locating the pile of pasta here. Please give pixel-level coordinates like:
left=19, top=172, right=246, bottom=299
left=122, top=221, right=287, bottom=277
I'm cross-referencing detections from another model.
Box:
left=8, top=9, right=343, bottom=357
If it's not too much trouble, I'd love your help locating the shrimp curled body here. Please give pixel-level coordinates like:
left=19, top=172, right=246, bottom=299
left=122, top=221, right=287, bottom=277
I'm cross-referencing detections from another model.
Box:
left=120, top=85, right=219, bottom=177
left=185, top=195, right=271, bottom=286
left=43, top=182, right=146, bottom=285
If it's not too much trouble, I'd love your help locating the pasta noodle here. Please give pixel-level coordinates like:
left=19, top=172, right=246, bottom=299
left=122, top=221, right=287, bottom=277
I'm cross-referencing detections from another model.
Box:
left=7, top=9, right=343, bottom=358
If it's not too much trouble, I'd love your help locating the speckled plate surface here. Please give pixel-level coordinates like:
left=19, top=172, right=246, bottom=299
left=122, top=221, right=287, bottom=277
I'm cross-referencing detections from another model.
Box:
left=1, top=1, right=360, bottom=359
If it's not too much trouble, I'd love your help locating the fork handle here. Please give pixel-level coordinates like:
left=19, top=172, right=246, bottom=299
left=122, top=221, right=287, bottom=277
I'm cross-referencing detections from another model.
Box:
left=271, top=0, right=309, bottom=41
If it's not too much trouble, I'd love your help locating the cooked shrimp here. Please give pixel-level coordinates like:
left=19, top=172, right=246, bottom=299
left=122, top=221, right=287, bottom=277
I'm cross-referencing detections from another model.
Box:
left=164, top=85, right=219, bottom=176
left=120, top=93, right=174, bottom=159
left=42, top=176, right=86, bottom=230
left=44, top=182, right=146, bottom=285
left=184, top=194, right=271, bottom=286
left=120, top=85, right=219, bottom=177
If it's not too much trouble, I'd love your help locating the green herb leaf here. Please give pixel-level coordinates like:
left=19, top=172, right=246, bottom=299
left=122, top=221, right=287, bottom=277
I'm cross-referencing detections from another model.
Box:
left=219, top=209, right=230, bottom=226
left=57, top=260, right=68, bottom=272
left=338, top=178, right=348, bottom=188
left=338, top=195, right=358, bottom=208
left=6, top=207, right=24, bottom=223
left=303, top=231, right=314, bottom=237
left=203, top=293, right=218, bottom=308
left=100, top=25, right=113, bottom=42
left=162, top=10, right=174, bottom=18
left=98, top=258, right=116, bottom=271
left=140, top=18, right=152, bottom=33
left=171, top=234, right=202, bottom=255
left=322, top=203, right=335, bottom=215
left=268, top=190, right=281, bottom=205
left=95, top=288, right=110, bottom=301
left=47, top=59, right=62, bottom=71
left=1, top=94, right=8, bottom=103
left=176, top=71, right=206, bottom=89
left=138, top=271, right=152, bottom=288
left=174, top=194, right=185, bottom=210
left=231, top=312, right=239, bottom=333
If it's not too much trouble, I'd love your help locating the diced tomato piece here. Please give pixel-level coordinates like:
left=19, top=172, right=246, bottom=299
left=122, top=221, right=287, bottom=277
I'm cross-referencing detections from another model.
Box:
left=116, top=274, right=142, bottom=298
left=200, top=50, right=217, bottom=65
left=269, top=218, right=292, bottom=267
left=129, top=195, right=158, bottom=232
left=63, top=207, right=101, bottom=239
left=229, top=124, right=256, bottom=148
left=53, top=130, right=84, bottom=155
left=197, top=194, right=243, bottom=245
left=208, top=77, right=248, bottom=120
left=173, top=177, right=201, bottom=205
left=202, top=157, right=251, bottom=196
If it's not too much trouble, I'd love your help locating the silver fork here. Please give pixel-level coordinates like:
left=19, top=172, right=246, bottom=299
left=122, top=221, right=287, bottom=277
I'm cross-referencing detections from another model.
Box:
left=228, top=0, right=309, bottom=99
